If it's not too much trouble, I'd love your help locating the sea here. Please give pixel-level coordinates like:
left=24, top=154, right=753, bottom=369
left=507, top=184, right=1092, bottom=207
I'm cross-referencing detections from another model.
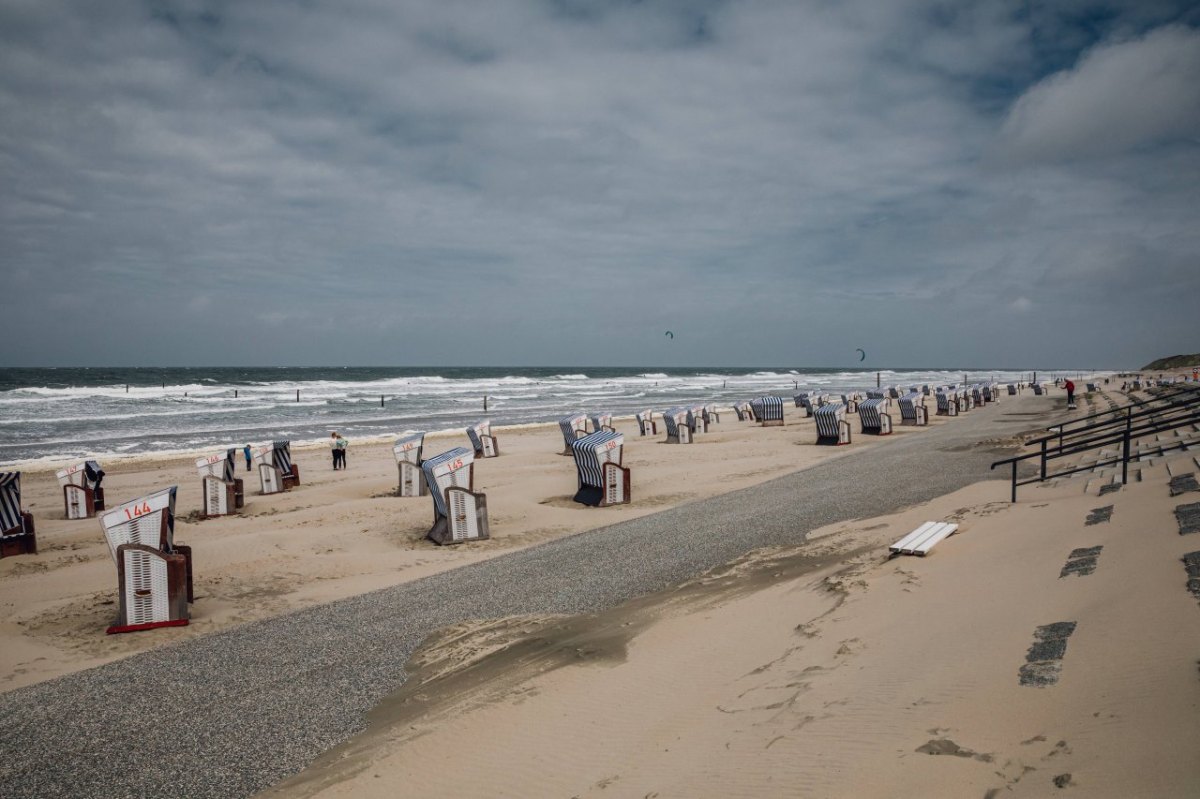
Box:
left=0, top=366, right=1051, bottom=467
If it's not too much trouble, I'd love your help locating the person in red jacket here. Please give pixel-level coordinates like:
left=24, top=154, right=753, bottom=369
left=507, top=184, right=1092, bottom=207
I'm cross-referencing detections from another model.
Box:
left=1064, top=379, right=1076, bottom=408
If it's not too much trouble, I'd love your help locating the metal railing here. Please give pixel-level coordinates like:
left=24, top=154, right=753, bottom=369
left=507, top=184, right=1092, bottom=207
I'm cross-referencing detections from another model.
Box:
left=991, top=385, right=1200, bottom=501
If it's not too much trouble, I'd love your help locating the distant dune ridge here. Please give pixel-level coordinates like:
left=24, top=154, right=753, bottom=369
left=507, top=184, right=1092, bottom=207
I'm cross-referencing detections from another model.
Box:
left=1141, top=353, right=1200, bottom=371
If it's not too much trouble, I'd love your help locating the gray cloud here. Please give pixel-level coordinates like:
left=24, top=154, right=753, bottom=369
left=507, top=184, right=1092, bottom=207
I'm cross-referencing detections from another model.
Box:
left=1, top=0, right=1198, bottom=368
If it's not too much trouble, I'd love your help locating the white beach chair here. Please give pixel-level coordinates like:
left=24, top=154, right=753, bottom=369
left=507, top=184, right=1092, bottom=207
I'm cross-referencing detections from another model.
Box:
left=840, top=393, right=861, bottom=413
left=467, top=420, right=499, bottom=458
left=750, top=396, right=785, bottom=426
left=56, top=460, right=106, bottom=519
left=733, top=401, right=754, bottom=422
left=195, top=449, right=244, bottom=517
left=858, top=397, right=893, bottom=435
left=98, top=486, right=192, bottom=633
left=571, top=430, right=630, bottom=507
left=704, top=403, right=720, bottom=425
left=393, top=432, right=428, bottom=497
left=636, top=410, right=657, bottom=436
left=687, top=405, right=709, bottom=436
left=889, top=521, right=959, bottom=556
left=253, top=440, right=300, bottom=495
left=0, top=472, right=37, bottom=558
left=422, top=447, right=489, bottom=545
left=559, top=413, right=589, bottom=454
left=663, top=407, right=692, bottom=444
left=815, top=403, right=852, bottom=445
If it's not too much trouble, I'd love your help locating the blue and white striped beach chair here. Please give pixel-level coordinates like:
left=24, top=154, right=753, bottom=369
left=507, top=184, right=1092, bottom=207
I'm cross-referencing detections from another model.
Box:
left=935, top=391, right=957, bottom=417
left=56, top=460, right=106, bottom=519
left=898, top=394, right=927, bottom=426
left=922, top=385, right=932, bottom=396
left=253, top=440, right=300, bottom=495
left=887, top=386, right=900, bottom=399
left=0, top=472, right=37, bottom=558
left=1086, top=382, right=1097, bottom=393
left=560, top=413, right=589, bottom=454
left=750, top=396, right=785, bottom=426
left=393, top=432, right=427, bottom=497
left=866, top=389, right=887, bottom=400
left=687, top=405, right=709, bottom=436
left=590, top=413, right=615, bottom=434
left=467, top=420, right=499, bottom=458
left=971, top=385, right=985, bottom=408
left=99, top=486, right=192, bottom=634
left=571, top=430, right=630, bottom=507
left=815, top=403, right=851, bottom=445
left=422, top=447, right=489, bottom=545
left=636, top=410, right=657, bottom=436
left=195, top=449, right=244, bottom=517
left=859, top=397, right=893, bottom=435
left=663, top=407, right=692, bottom=444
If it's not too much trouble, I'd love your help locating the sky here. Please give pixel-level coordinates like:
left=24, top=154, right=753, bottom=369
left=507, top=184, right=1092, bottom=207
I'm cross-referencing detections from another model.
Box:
left=1, top=0, right=1198, bottom=369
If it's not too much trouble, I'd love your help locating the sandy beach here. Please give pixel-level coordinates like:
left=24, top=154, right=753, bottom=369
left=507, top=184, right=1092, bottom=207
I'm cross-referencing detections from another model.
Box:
left=5, top=381, right=1200, bottom=798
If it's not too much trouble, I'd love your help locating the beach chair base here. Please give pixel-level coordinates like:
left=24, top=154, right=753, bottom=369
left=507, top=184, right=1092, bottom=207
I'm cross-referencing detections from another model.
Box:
left=109, top=543, right=191, bottom=634
left=574, top=463, right=631, bottom=507
left=862, top=413, right=893, bottom=436
left=427, top=488, right=490, bottom=545
left=63, top=484, right=101, bottom=520
left=283, top=465, right=300, bottom=489
left=201, top=476, right=241, bottom=517
left=889, top=522, right=959, bottom=556
left=259, top=465, right=298, bottom=494
left=474, top=436, right=500, bottom=458
left=398, top=463, right=428, bottom=497
left=760, top=418, right=784, bottom=427
left=817, top=421, right=852, bottom=446
left=0, top=514, right=37, bottom=558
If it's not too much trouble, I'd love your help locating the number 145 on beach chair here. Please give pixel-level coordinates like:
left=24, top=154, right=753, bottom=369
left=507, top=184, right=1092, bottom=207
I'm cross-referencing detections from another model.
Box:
left=56, top=460, right=106, bottom=519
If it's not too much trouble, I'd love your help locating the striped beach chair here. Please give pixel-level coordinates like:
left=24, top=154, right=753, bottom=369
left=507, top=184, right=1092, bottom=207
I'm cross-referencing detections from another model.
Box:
left=1007, top=384, right=1017, bottom=395
left=636, top=410, right=657, bottom=436
left=687, top=405, right=709, bottom=436
left=254, top=440, right=300, bottom=495
left=559, top=413, right=589, bottom=454
left=935, top=390, right=958, bottom=417
left=750, top=396, right=785, bottom=426
left=922, top=385, right=932, bottom=396
left=733, top=401, right=754, bottom=422
left=663, top=407, right=692, bottom=444
left=99, top=486, right=192, bottom=634
left=1031, top=383, right=1044, bottom=396
left=898, top=394, right=928, bottom=426
left=56, top=460, right=106, bottom=520
left=195, top=449, right=244, bottom=517
left=0, top=472, right=37, bottom=558
left=887, top=386, right=901, bottom=399
left=393, top=432, right=427, bottom=497
left=571, top=430, right=630, bottom=507
left=815, top=403, right=851, bottom=445
left=971, top=385, right=985, bottom=407
left=590, top=413, right=615, bottom=434
left=859, top=397, right=893, bottom=435
left=1086, top=382, right=1098, bottom=393
left=467, top=420, right=499, bottom=458
left=422, top=447, right=489, bottom=545
left=866, top=389, right=887, bottom=400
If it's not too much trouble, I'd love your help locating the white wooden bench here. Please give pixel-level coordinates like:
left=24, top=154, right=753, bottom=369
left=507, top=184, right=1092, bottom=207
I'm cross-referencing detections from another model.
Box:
left=889, top=521, right=959, bottom=556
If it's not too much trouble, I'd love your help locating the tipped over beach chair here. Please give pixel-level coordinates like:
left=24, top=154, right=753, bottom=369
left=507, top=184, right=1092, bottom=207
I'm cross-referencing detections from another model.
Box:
left=195, top=449, right=244, bottom=517
left=422, top=447, right=489, bottom=545
left=254, top=440, right=300, bottom=495
left=0, top=473, right=37, bottom=558
left=858, top=397, right=893, bottom=435
left=571, top=430, right=630, bottom=507
left=560, top=413, right=589, bottom=454
left=393, top=432, right=428, bottom=497
left=56, top=460, right=106, bottom=519
left=467, top=420, right=499, bottom=458
left=750, top=396, right=784, bottom=426
left=636, top=410, right=657, bottom=436
left=898, top=394, right=928, bottom=426
left=663, top=407, right=692, bottom=444
left=590, top=413, right=615, bottom=433
left=815, top=403, right=851, bottom=445
left=889, top=521, right=959, bottom=556
left=99, top=486, right=192, bottom=634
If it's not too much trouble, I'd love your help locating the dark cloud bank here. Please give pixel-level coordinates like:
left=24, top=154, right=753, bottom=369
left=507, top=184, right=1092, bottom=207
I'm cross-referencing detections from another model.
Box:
left=1, top=0, right=1197, bottom=368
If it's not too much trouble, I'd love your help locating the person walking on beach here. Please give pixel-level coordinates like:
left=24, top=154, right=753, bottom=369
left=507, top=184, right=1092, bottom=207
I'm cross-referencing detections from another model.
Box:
left=330, top=432, right=341, bottom=470
left=1064, top=378, right=1076, bottom=409
left=243, top=444, right=252, bottom=472
left=336, top=433, right=349, bottom=469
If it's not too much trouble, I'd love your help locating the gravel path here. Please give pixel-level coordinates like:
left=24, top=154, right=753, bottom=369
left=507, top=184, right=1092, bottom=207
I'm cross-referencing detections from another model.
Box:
left=0, top=403, right=1043, bottom=798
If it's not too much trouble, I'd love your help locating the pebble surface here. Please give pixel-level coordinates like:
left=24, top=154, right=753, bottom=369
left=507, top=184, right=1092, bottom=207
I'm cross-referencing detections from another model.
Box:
left=0, top=404, right=1040, bottom=798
